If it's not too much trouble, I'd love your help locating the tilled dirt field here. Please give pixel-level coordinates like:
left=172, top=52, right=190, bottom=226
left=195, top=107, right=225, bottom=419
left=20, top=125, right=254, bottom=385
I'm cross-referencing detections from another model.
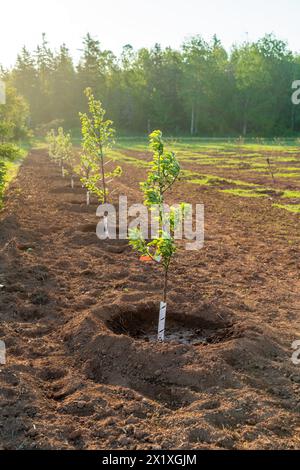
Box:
left=0, top=149, right=300, bottom=450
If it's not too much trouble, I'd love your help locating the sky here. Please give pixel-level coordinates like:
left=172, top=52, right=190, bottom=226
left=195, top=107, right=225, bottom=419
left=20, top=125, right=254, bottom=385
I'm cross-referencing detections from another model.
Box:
left=1, top=0, right=300, bottom=67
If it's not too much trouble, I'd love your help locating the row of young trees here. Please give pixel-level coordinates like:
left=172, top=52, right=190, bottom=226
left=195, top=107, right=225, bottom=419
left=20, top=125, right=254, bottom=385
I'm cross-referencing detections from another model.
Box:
left=47, top=90, right=183, bottom=341
left=3, top=33, right=300, bottom=136
left=47, top=88, right=122, bottom=206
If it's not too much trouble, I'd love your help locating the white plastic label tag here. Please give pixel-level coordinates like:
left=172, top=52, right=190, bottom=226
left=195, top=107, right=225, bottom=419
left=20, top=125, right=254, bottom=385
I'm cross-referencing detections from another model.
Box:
left=158, top=302, right=167, bottom=342
left=0, top=340, right=6, bottom=365
left=104, top=215, right=109, bottom=238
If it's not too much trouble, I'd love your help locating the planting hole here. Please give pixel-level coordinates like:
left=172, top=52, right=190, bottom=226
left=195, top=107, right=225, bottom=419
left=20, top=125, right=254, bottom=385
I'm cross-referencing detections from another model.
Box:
left=108, top=306, right=233, bottom=345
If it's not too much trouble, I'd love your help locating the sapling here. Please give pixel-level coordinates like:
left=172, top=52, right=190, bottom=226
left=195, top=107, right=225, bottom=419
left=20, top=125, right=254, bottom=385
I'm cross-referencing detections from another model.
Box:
left=56, top=127, right=73, bottom=178
left=266, top=157, right=276, bottom=184
left=129, top=130, right=186, bottom=342
left=46, top=128, right=73, bottom=178
left=64, top=153, right=78, bottom=190
left=74, top=152, right=97, bottom=205
left=63, top=165, right=76, bottom=190
left=79, top=88, right=122, bottom=208
left=46, top=129, right=59, bottom=163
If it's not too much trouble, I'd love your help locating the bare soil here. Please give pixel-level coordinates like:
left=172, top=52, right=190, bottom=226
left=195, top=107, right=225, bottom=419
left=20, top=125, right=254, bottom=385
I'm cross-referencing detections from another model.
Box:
left=0, top=149, right=300, bottom=450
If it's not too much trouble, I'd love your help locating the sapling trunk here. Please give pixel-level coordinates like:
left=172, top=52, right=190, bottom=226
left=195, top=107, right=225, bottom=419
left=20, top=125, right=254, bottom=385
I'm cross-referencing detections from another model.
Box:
left=266, top=158, right=276, bottom=184
left=71, top=176, right=74, bottom=189
left=62, top=165, right=65, bottom=178
left=104, top=214, right=109, bottom=238
left=163, top=266, right=169, bottom=304
left=86, top=190, right=90, bottom=206
left=100, top=145, right=107, bottom=204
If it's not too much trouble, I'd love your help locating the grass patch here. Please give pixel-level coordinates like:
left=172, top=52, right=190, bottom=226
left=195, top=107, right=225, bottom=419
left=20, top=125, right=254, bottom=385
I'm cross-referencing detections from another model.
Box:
left=0, top=144, right=29, bottom=207
left=276, top=172, right=300, bottom=179
left=108, top=150, right=149, bottom=168
left=273, top=204, right=300, bottom=214
left=221, top=188, right=267, bottom=198
left=282, top=190, right=300, bottom=199
left=186, top=173, right=257, bottom=188
left=0, top=160, right=22, bottom=207
left=3, top=160, right=21, bottom=186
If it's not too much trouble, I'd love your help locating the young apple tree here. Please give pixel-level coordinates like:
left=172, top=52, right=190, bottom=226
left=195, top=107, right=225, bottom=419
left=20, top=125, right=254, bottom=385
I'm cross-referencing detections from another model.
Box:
left=129, top=130, right=186, bottom=342
left=46, top=129, right=59, bottom=163
left=74, top=152, right=97, bottom=205
left=46, top=127, right=73, bottom=179
left=79, top=88, right=122, bottom=205
left=56, top=127, right=73, bottom=178
left=266, top=157, right=276, bottom=184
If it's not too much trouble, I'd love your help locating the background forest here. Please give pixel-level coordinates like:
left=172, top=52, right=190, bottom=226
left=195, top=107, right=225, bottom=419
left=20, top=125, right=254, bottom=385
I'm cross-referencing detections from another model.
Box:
left=1, top=33, right=300, bottom=137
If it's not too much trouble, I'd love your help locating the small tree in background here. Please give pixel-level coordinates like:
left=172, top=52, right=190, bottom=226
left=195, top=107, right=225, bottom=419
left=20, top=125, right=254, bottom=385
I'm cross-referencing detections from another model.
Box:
left=56, top=127, right=72, bottom=177
left=46, top=127, right=73, bottom=178
left=266, top=157, right=276, bottom=184
left=129, top=130, right=186, bottom=341
left=46, top=129, right=58, bottom=162
left=79, top=88, right=121, bottom=204
left=74, top=152, right=97, bottom=205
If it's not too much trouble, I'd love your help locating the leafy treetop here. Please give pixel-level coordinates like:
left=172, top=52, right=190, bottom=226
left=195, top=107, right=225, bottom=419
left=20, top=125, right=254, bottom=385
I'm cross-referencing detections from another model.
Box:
left=129, top=130, right=185, bottom=302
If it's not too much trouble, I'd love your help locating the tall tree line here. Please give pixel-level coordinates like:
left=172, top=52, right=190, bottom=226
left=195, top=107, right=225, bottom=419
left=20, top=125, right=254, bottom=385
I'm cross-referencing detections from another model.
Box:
left=3, top=33, right=300, bottom=136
